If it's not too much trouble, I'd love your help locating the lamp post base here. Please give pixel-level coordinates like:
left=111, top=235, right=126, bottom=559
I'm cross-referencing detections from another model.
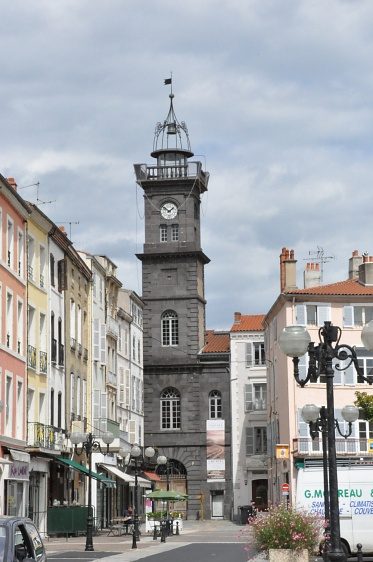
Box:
left=327, top=548, right=347, bottom=562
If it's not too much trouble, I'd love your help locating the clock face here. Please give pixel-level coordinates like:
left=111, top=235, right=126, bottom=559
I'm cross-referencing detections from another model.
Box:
left=161, top=202, right=178, bottom=220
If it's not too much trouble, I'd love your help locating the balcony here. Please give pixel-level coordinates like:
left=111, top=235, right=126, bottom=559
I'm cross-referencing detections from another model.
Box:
left=246, top=399, right=267, bottom=412
left=39, top=351, right=47, bottom=374
left=28, top=345, right=36, bottom=369
left=293, top=438, right=372, bottom=457
left=78, top=343, right=82, bottom=356
left=83, top=348, right=88, bottom=362
left=40, top=274, right=45, bottom=288
left=58, top=343, right=64, bottom=366
left=93, top=417, right=120, bottom=439
left=51, top=338, right=57, bottom=363
left=70, top=337, right=76, bottom=351
left=107, top=316, right=119, bottom=339
left=107, top=370, right=117, bottom=387
left=28, top=265, right=34, bottom=280
left=134, top=161, right=208, bottom=185
left=27, top=422, right=61, bottom=450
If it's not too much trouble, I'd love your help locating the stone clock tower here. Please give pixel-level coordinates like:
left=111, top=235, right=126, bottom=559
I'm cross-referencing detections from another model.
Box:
left=134, top=91, right=231, bottom=520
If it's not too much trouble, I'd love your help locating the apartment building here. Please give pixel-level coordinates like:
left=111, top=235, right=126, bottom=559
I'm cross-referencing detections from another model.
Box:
left=265, top=248, right=373, bottom=506
left=0, top=176, right=29, bottom=516
left=230, top=312, right=267, bottom=519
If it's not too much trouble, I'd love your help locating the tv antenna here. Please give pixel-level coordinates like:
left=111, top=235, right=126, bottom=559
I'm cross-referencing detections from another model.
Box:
left=19, top=182, right=56, bottom=206
left=56, top=221, right=80, bottom=240
left=304, top=246, right=335, bottom=283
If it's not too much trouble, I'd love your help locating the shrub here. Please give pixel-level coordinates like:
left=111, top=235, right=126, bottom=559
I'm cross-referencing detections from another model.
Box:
left=251, top=503, right=323, bottom=553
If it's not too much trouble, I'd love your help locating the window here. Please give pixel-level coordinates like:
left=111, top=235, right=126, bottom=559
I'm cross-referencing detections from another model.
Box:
left=246, top=426, right=267, bottom=455
left=343, top=305, right=373, bottom=327
left=50, top=389, right=54, bottom=427
left=359, top=420, right=373, bottom=452
left=39, top=245, right=46, bottom=288
left=7, top=218, right=14, bottom=268
left=160, top=224, right=167, bottom=242
left=161, top=310, right=179, bottom=346
left=296, top=304, right=331, bottom=326
left=18, top=230, right=24, bottom=277
left=57, top=259, right=66, bottom=292
left=209, top=390, right=222, bottom=419
left=171, top=224, right=179, bottom=242
left=357, top=355, right=373, bottom=384
left=6, top=291, right=13, bottom=349
left=245, top=383, right=267, bottom=411
left=27, top=235, right=35, bottom=280
left=161, top=388, right=181, bottom=429
left=17, top=300, right=23, bottom=355
left=245, top=342, right=265, bottom=367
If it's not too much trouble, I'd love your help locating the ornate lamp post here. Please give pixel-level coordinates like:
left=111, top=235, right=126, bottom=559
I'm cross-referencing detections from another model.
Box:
left=70, top=431, right=114, bottom=551
left=301, top=403, right=359, bottom=559
left=279, top=320, right=373, bottom=562
left=128, top=444, right=167, bottom=549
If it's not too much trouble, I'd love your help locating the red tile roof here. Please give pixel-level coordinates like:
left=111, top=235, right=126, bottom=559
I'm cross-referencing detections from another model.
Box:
left=231, top=314, right=265, bottom=332
left=201, top=330, right=230, bottom=353
left=286, top=278, right=373, bottom=296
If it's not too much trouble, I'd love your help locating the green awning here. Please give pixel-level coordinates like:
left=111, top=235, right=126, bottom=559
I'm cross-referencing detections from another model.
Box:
left=56, top=457, right=116, bottom=488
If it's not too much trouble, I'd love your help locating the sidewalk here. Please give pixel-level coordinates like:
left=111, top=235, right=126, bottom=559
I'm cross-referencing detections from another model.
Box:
left=45, top=520, right=253, bottom=561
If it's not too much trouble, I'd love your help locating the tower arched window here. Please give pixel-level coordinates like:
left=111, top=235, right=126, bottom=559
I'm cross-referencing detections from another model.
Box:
left=161, top=310, right=178, bottom=346
left=209, top=390, right=222, bottom=419
left=160, top=387, right=181, bottom=430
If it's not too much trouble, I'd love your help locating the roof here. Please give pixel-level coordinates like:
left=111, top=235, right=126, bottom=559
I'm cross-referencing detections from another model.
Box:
left=231, top=314, right=265, bottom=332
left=285, top=278, right=373, bottom=296
left=201, top=330, right=230, bottom=354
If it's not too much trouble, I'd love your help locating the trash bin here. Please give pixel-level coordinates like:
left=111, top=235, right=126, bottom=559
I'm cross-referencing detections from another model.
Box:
left=238, top=505, right=251, bottom=525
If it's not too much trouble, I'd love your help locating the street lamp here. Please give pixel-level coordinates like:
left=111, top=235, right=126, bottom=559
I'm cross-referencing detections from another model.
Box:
left=301, top=403, right=359, bottom=559
left=128, top=444, right=166, bottom=549
left=70, top=431, right=114, bottom=551
left=279, top=320, right=373, bottom=562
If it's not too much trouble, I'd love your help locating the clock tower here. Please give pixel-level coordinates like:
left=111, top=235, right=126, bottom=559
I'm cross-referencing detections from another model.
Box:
left=134, top=91, right=231, bottom=520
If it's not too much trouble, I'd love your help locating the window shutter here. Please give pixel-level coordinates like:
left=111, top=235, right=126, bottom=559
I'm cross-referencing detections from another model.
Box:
left=100, top=392, right=107, bottom=421
left=129, top=420, right=136, bottom=444
left=119, top=367, right=125, bottom=404
left=125, top=370, right=130, bottom=407
left=93, top=319, right=100, bottom=361
left=57, top=259, right=67, bottom=292
left=70, top=373, right=75, bottom=413
left=343, top=306, right=354, bottom=328
left=82, top=380, right=87, bottom=420
left=344, top=361, right=355, bottom=385
left=317, top=305, right=331, bottom=326
left=245, top=343, right=252, bottom=367
left=245, top=384, right=253, bottom=412
left=93, top=389, right=100, bottom=420
left=296, top=304, right=306, bottom=325
left=246, top=427, right=254, bottom=455
left=100, top=323, right=106, bottom=364
left=298, top=409, right=309, bottom=453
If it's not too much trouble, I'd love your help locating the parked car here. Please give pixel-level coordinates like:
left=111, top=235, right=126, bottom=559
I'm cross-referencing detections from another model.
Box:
left=0, top=516, right=47, bottom=561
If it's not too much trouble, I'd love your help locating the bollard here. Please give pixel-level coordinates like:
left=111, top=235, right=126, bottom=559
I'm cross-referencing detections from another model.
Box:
left=131, top=527, right=137, bottom=550
left=169, top=519, right=174, bottom=536
left=176, top=521, right=180, bottom=535
left=357, top=543, right=363, bottom=562
left=153, top=524, right=158, bottom=540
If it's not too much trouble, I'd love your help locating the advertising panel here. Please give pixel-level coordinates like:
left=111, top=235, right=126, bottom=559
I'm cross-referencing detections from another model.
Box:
left=206, top=419, right=225, bottom=481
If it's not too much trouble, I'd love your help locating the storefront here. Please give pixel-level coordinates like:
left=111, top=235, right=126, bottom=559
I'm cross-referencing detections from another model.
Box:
left=3, top=449, right=30, bottom=517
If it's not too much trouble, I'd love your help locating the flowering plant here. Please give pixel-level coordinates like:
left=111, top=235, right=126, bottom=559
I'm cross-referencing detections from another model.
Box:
left=250, top=504, right=323, bottom=553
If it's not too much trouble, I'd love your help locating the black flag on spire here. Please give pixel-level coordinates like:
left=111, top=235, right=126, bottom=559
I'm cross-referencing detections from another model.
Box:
left=164, top=78, right=172, bottom=85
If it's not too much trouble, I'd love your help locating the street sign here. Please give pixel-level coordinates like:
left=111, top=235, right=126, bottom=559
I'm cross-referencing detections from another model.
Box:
left=281, top=483, right=290, bottom=493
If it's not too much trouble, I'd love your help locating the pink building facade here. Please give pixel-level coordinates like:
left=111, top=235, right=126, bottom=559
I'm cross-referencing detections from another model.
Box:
left=0, top=176, right=30, bottom=515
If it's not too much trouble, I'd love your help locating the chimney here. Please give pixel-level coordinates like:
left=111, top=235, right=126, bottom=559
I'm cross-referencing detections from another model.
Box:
left=234, top=312, right=241, bottom=323
left=349, top=250, right=363, bottom=279
left=7, top=177, right=17, bottom=191
left=59, top=226, right=66, bottom=234
left=358, top=254, right=373, bottom=286
left=280, top=247, right=297, bottom=292
left=304, top=262, right=321, bottom=288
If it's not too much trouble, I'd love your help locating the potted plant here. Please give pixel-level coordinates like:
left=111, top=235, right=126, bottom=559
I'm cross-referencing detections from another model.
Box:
left=250, top=503, right=323, bottom=562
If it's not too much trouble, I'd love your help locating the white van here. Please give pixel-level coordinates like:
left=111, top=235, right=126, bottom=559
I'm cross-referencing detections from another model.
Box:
left=296, top=465, right=373, bottom=554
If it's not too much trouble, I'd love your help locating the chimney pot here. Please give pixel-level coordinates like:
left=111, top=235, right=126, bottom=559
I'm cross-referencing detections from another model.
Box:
left=7, top=177, right=17, bottom=191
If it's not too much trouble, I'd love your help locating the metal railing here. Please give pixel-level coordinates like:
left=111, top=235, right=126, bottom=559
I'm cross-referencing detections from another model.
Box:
left=39, top=351, right=48, bottom=374
left=93, top=417, right=120, bottom=438
left=28, top=265, right=34, bottom=280
left=134, top=161, right=208, bottom=182
left=40, top=274, right=45, bottom=288
left=294, top=437, right=372, bottom=456
left=28, top=345, right=37, bottom=369
left=27, top=422, right=60, bottom=449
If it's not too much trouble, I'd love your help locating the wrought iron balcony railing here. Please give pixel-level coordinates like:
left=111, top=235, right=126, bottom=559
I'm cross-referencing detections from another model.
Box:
left=293, top=437, right=372, bottom=456
left=39, top=351, right=47, bottom=374
left=27, top=422, right=61, bottom=450
left=28, top=345, right=36, bottom=369
left=28, top=265, right=34, bottom=280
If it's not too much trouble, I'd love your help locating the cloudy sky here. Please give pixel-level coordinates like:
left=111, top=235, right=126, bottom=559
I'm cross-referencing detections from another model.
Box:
left=2, top=0, right=373, bottom=329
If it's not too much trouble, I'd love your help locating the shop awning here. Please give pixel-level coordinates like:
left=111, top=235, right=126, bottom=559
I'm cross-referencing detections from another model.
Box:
left=143, top=471, right=161, bottom=482
left=56, top=457, right=116, bottom=488
left=9, top=449, right=30, bottom=463
left=100, top=464, right=151, bottom=488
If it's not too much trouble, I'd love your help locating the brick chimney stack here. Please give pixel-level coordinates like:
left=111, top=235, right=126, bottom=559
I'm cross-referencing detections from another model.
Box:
left=304, top=262, right=321, bottom=288
left=7, top=177, right=17, bottom=191
left=349, top=250, right=363, bottom=279
left=280, top=247, right=297, bottom=292
left=234, top=312, right=241, bottom=323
